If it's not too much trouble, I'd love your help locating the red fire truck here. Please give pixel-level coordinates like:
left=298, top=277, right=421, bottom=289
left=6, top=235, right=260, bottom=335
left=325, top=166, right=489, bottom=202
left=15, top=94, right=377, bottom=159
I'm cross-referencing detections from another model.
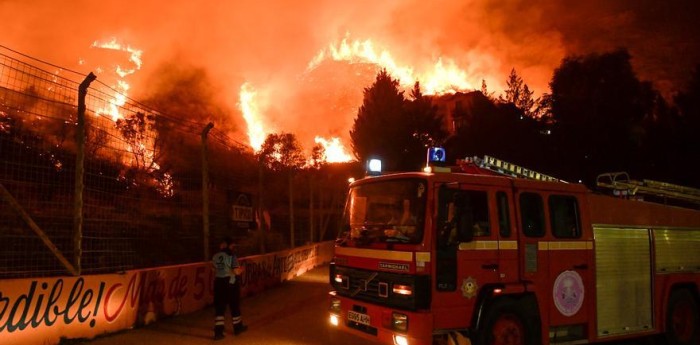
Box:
left=328, top=153, right=700, bottom=345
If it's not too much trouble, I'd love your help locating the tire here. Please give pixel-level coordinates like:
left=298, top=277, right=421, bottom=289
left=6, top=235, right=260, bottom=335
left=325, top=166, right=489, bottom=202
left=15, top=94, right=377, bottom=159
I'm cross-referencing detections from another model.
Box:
left=665, top=289, right=699, bottom=345
left=476, top=299, right=539, bottom=345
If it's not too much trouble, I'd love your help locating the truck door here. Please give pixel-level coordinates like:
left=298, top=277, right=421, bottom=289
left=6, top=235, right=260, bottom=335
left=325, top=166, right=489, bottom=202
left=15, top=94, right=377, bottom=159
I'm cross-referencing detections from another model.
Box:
left=545, top=193, right=591, bottom=340
left=516, top=190, right=549, bottom=303
left=495, top=190, right=518, bottom=284
left=433, top=184, right=499, bottom=330
left=516, top=190, right=593, bottom=343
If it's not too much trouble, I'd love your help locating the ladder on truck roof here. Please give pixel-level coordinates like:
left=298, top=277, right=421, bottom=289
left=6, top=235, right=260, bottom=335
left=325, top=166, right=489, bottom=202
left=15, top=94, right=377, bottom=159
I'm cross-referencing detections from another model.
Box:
left=596, top=172, right=700, bottom=206
left=460, top=155, right=566, bottom=183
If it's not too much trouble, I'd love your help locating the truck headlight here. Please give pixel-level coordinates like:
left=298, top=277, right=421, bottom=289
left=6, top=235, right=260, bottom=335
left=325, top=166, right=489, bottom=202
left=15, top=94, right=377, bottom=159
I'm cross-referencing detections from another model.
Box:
left=393, top=334, right=408, bottom=345
left=392, top=284, right=413, bottom=296
left=392, top=312, right=408, bottom=332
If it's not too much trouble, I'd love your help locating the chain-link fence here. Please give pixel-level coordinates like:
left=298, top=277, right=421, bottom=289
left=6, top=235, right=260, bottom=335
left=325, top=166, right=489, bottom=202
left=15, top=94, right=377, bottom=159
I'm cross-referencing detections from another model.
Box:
left=0, top=46, right=352, bottom=279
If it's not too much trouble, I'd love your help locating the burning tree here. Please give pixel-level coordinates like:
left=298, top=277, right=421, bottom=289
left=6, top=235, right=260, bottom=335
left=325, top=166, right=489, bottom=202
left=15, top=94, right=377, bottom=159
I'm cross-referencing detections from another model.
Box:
left=115, top=111, right=159, bottom=171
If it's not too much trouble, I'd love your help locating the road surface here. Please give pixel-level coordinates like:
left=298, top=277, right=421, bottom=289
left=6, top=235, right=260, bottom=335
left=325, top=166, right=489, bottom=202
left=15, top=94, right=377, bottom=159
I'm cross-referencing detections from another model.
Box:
left=75, top=264, right=376, bottom=345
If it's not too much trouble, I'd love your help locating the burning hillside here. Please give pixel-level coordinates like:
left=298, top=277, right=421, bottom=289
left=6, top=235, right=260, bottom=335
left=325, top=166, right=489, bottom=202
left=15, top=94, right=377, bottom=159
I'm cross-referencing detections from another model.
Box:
left=0, top=0, right=698, bottom=161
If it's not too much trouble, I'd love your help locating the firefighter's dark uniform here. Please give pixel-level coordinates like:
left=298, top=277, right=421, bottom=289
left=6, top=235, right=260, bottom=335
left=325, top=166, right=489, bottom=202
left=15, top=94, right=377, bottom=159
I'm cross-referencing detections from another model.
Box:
left=212, top=242, right=247, bottom=339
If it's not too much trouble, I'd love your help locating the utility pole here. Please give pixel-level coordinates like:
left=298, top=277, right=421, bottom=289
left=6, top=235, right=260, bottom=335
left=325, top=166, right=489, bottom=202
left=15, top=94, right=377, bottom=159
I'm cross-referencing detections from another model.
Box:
left=201, top=122, right=214, bottom=261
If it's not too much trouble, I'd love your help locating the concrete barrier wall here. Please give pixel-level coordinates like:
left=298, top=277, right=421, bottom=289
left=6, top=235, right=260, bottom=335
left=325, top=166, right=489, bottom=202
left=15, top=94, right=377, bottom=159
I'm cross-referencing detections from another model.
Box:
left=0, top=241, right=334, bottom=345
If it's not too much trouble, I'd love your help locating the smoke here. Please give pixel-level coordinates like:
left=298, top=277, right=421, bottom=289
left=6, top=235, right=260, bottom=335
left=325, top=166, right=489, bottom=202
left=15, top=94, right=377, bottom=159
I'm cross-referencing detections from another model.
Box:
left=1, top=0, right=697, bottom=150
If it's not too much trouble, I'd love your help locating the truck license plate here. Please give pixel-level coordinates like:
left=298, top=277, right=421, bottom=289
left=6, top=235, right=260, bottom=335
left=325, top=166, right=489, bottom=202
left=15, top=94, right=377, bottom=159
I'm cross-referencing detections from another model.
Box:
left=347, top=310, right=371, bottom=325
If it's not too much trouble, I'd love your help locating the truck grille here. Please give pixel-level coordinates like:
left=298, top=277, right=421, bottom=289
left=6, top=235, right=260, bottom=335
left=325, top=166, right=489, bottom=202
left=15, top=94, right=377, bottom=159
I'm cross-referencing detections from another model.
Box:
left=331, top=265, right=430, bottom=310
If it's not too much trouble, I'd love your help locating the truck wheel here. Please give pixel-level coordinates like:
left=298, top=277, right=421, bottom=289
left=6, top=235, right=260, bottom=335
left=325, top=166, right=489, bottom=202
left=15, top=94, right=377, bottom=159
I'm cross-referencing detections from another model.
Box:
left=477, top=299, right=537, bottom=345
left=665, top=289, right=699, bottom=345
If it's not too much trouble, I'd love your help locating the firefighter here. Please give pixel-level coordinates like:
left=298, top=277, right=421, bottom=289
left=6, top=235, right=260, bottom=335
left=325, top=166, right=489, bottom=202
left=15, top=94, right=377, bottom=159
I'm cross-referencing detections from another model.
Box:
left=212, top=237, right=247, bottom=340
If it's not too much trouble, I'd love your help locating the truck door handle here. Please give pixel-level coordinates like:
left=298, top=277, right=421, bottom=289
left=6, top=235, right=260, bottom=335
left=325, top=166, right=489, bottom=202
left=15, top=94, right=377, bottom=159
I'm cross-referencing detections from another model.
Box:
left=573, top=264, right=588, bottom=270
left=481, top=264, right=499, bottom=270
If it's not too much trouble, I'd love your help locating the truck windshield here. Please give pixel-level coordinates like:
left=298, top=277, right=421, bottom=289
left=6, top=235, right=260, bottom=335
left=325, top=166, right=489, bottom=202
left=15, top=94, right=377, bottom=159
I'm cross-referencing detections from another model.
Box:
left=339, top=179, right=427, bottom=245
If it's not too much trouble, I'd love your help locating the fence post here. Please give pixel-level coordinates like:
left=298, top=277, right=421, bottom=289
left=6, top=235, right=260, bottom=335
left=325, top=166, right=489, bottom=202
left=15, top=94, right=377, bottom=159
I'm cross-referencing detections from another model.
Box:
left=309, top=175, right=314, bottom=243
left=258, top=157, right=266, bottom=254
left=289, top=173, right=295, bottom=248
left=201, top=122, right=214, bottom=261
left=74, top=72, right=96, bottom=275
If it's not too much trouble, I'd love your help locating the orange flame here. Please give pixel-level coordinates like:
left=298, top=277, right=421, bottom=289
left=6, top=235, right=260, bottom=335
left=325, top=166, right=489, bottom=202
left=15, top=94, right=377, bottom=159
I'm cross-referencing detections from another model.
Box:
left=238, top=82, right=268, bottom=152
left=308, top=36, right=478, bottom=95
left=314, top=136, right=354, bottom=163
left=91, top=38, right=143, bottom=121
left=239, top=36, right=484, bottom=157
left=92, top=38, right=143, bottom=75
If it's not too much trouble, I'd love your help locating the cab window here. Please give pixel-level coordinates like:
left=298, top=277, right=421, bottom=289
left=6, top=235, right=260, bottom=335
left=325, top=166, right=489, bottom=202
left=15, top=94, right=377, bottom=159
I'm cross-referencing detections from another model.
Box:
left=519, top=192, right=545, bottom=237
left=438, top=189, right=490, bottom=245
left=497, top=191, right=511, bottom=238
left=549, top=195, right=581, bottom=238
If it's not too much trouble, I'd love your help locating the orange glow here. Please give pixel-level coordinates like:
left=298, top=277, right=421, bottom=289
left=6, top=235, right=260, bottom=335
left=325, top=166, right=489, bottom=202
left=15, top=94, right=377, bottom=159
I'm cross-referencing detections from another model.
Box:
left=392, top=284, right=412, bottom=296
left=239, top=83, right=268, bottom=152
left=235, top=36, right=484, bottom=159
left=91, top=38, right=142, bottom=121
left=85, top=39, right=170, bottom=196
left=314, top=136, right=354, bottom=163
left=92, top=38, right=143, bottom=75
left=307, top=36, right=476, bottom=95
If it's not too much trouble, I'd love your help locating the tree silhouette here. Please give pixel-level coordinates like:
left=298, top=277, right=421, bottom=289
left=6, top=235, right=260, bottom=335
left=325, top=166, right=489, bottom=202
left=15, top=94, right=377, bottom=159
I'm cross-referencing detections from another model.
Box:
left=445, top=91, right=544, bottom=166
left=350, top=71, right=446, bottom=171
left=670, top=64, right=700, bottom=186
left=481, top=79, right=494, bottom=99
left=258, top=133, right=306, bottom=172
left=500, top=68, right=537, bottom=117
left=675, top=64, right=700, bottom=130
left=403, top=82, right=448, bottom=167
left=350, top=69, right=406, bottom=170
left=548, top=49, right=656, bottom=185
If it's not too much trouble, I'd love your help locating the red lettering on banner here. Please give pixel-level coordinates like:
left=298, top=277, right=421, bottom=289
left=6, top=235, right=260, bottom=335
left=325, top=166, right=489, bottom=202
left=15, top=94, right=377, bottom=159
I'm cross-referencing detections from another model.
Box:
left=167, top=268, right=188, bottom=300
left=103, top=275, right=141, bottom=322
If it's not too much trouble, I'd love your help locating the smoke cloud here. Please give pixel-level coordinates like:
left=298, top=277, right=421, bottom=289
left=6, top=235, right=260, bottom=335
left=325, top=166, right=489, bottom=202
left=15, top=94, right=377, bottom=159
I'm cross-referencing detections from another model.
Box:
left=2, top=0, right=697, bottom=150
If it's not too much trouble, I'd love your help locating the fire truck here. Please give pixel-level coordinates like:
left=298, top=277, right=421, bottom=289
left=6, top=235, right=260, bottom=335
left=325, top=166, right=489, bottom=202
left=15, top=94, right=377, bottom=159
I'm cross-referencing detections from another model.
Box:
left=328, top=151, right=700, bottom=345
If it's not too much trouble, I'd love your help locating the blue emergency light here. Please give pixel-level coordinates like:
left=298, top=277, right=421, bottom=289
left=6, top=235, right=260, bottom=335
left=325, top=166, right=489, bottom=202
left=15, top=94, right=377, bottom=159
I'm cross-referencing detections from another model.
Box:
left=427, top=147, right=446, bottom=164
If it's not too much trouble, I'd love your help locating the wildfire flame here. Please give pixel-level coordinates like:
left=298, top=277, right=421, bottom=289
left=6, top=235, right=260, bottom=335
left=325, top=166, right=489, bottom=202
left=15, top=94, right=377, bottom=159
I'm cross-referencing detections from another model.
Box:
left=92, top=38, right=143, bottom=75
left=307, top=36, right=477, bottom=95
left=237, top=82, right=356, bottom=162
left=91, top=36, right=485, bottom=165
left=90, top=38, right=143, bottom=121
left=238, top=82, right=268, bottom=152
left=314, top=136, right=353, bottom=163
left=238, top=35, right=486, bottom=163
left=84, top=39, right=175, bottom=196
